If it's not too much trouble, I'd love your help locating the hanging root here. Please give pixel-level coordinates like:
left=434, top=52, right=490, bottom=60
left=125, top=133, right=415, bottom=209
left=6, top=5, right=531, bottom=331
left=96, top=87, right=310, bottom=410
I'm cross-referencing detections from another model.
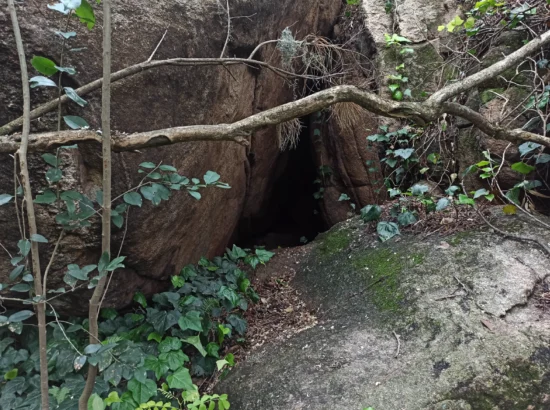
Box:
left=331, top=102, right=365, bottom=133
left=277, top=118, right=302, bottom=151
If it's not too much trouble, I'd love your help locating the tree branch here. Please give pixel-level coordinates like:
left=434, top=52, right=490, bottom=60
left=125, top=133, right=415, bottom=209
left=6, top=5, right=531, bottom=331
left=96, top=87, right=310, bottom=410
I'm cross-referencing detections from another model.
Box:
left=428, top=30, right=550, bottom=105
left=1, top=85, right=549, bottom=153
left=0, top=57, right=335, bottom=136
left=7, top=0, right=50, bottom=408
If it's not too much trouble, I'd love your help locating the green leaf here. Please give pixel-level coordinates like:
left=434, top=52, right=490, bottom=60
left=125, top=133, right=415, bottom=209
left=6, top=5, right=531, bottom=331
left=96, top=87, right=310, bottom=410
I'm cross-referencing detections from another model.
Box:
left=18, top=239, right=31, bottom=256
left=144, top=356, right=169, bottom=380
left=377, top=221, right=400, bottom=242
left=188, top=190, right=201, bottom=200
left=31, top=56, right=58, bottom=76
left=216, top=359, right=229, bottom=371
left=394, top=148, right=415, bottom=159
left=30, top=234, right=48, bottom=243
left=127, top=379, right=157, bottom=404
left=204, top=171, right=221, bottom=184
left=8, top=310, right=34, bottom=323
left=98, top=252, right=110, bottom=273
left=56, top=66, right=77, bottom=75
left=206, top=342, right=220, bottom=358
left=4, top=369, right=18, bottom=381
left=397, top=211, right=417, bottom=226
left=46, top=167, right=63, bottom=183
left=536, top=154, right=550, bottom=164
left=511, top=162, right=535, bottom=175
left=42, top=153, right=59, bottom=167
left=9, top=265, right=25, bottom=280
left=104, top=392, right=122, bottom=406
left=458, top=194, right=475, bottom=206
left=35, top=190, right=58, bottom=205
left=10, top=284, right=30, bottom=293
left=0, top=194, right=13, bottom=206
left=360, top=205, right=382, bottom=222
left=106, top=256, right=126, bottom=271
left=75, top=0, right=96, bottom=29
left=159, top=350, right=189, bottom=371
left=123, top=192, right=142, bottom=207
left=147, top=332, right=162, bottom=343
left=473, top=188, right=490, bottom=199
left=29, top=76, right=57, bottom=88
left=64, top=87, right=88, bottom=107
left=410, top=184, right=429, bottom=196
left=64, top=115, right=90, bottom=130
left=184, top=335, right=207, bottom=357
left=518, top=142, right=541, bottom=156
left=158, top=336, right=182, bottom=353
left=112, top=213, right=123, bottom=228
left=134, top=291, right=147, bottom=308
left=139, top=162, right=156, bottom=169
left=178, top=311, right=203, bottom=332
left=167, top=367, right=194, bottom=390
left=88, top=393, right=105, bottom=410
left=436, top=197, right=450, bottom=211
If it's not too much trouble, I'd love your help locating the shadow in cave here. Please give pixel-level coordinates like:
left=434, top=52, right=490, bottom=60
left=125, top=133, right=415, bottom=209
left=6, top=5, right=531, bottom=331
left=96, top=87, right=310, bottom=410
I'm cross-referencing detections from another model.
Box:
left=236, top=119, right=327, bottom=250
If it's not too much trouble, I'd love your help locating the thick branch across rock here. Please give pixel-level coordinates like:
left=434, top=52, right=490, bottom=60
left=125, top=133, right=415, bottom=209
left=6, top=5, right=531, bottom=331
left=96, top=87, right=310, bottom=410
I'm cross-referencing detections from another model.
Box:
left=1, top=85, right=549, bottom=153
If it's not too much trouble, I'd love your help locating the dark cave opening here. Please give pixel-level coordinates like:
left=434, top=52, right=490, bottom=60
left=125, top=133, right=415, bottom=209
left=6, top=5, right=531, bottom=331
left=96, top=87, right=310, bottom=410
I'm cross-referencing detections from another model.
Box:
left=236, top=119, right=327, bottom=250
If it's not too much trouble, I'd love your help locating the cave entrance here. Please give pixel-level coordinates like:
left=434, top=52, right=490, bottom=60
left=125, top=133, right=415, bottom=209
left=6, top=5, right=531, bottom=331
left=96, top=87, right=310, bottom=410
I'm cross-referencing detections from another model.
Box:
left=236, top=118, right=326, bottom=250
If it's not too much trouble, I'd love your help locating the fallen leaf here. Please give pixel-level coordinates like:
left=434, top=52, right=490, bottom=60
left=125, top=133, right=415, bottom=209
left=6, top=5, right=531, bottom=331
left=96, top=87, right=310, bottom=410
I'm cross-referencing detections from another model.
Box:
left=503, top=204, right=517, bottom=215
left=436, top=241, right=450, bottom=250
left=440, top=217, right=455, bottom=225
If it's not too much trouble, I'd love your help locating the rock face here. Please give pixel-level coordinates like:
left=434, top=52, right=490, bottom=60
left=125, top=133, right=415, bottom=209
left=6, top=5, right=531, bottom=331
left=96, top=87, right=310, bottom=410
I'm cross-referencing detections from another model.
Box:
left=0, top=0, right=341, bottom=311
left=218, top=211, right=550, bottom=409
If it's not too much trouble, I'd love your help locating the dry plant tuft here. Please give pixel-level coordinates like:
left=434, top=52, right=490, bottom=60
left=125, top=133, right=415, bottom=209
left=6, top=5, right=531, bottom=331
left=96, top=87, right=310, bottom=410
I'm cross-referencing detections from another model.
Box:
left=277, top=118, right=302, bottom=151
left=331, top=102, right=365, bottom=133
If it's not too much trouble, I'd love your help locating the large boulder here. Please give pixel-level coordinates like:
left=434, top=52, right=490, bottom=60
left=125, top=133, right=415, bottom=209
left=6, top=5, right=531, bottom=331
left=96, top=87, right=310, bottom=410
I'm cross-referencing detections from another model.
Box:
left=218, top=211, right=550, bottom=409
left=0, top=0, right=341, bottom=312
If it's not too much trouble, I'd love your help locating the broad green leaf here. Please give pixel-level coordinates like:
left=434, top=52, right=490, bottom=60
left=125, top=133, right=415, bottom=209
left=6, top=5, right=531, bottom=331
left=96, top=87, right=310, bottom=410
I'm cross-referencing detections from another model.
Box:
left=18, top=239, right=31, bottom=257
left=0, top=194, right=13, bottom=206
left=134, top=291, right=147, bottom=308
left=123, top=192, right=142, bottom=207
left=178, top=311, right=203, bottom=332
left=9, top=265, right=24, bottom=281
left=127, top=379, right=157, bottom=403
left=436, top=197, right=450, bottom=211
left=56, top=66, right=77, bottom=75
left=159, top=350, right=189, bottom=371
left=360, top=205, right=382, bottom=222
left=410, top=184, right=429, bottom=196
left=42, top=153, right=59, bottom=166
left=518, top=141, right=541, bottom=156
left=75, top=0, right=96, bottom=29
left=30, top=234, right=48, bottom=243
left=511, top=162, right=535, bottom=175
left=31, top=56, right=58, bottom=76
left=158, top=336, right=182, bottom=353
left=63, top=115, right=89, bottom=130
left=30, top=76, right=57, bottom=88
left=8, top=310, right=34, bottom=323
left=144, top=356, right=169, bottom=380
left=4, top=369, right=18, bottom=381
left=473, top=188, right=490, bottom=199
left=64, top=87, right=87, bottom=107
left=393, top=148, right=415, bottom=159
left=10, top=284, right=30, bottom=292
left=88, top=393, right=105, bottom=410
left=139, top=162, right=156, bottom=169
left=216, top=359, right=229, bottom=371
left=204, top=171, right=221, bottom=184
left=184, top=335, right=207, bottom=357
left=106, top=256, right=126, bottom=271
left=537, top=154, right=550, bottom=164
left=377, top=221, right=400, bottom=242
left=188, top=190, right=201, bottom=200
left=397, top=211, right=417, bottom=226
left=167, top=367, right=194, bottom=390
left=35, top=190, right=57, bottom=204
left=46, top=168, right=63, bottom=184
left=104, top=392, right=122, bottom=406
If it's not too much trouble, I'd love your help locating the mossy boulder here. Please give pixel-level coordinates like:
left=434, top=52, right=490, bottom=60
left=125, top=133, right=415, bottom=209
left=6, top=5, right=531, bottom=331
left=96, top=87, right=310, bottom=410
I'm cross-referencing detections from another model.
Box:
left=217, top=211, right=550, bottom=409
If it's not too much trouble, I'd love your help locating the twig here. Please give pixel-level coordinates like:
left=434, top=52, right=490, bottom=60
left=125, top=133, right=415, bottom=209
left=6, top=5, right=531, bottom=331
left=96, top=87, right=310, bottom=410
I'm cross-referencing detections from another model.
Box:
left=0, top=242, right=13, bottom=258
left=220, top=0, right=231, bottom=58
left=393, top=331, right=401, bottom=358
left=42, top=230, right=65, bottom=295
left=147, top=29, right=168, bottom=62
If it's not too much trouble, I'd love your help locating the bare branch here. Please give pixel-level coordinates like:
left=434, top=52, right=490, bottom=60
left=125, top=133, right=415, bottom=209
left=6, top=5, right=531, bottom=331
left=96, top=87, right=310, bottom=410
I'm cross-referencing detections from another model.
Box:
left=2, top=86, right=550, bottom=154
left=0, top=57, right=336, bottom=136
left=428, top=30, right=550, bottom=105
left=147, top=29, right=168, bottom=62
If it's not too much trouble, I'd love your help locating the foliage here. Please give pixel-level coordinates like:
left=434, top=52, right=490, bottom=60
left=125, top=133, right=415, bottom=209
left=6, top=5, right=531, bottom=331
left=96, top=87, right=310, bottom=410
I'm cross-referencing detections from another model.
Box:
left=0, top=244, right=271, bottom=409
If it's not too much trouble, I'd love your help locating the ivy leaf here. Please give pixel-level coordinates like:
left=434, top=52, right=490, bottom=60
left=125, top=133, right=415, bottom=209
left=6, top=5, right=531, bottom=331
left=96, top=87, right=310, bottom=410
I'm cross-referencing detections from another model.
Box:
left=64, top=87, right=87, bottom=107
left=410, top=184, right=429, bottom=196
left=473, top=188, right=490, bottom=199
left=393, top=148, right=415, bottom=159
left=377, top=221, right=400, bottom=242
left=127, top=379, right=157, bottom=404
left=29, top=76, right=57, bottom=88
left=166, top=367, right=193, bottom=390
left=178, top=311, right=203, bottom=332
left=63, top=115, right=89, bottom=130
left=123, top=192, right=142, bottom=207
left=536, top=154, right=550, bottom=164
left=184, top=335, right=207, bottom=357
left=134, top=291, right=147, bottom=308
left=88, top=393, right=105, bottom=410
left=10, top=284, right=30, bottom=293
left=159, top=350, right=189, bottom=371
left=55, top=30, right=77, bottom=39
left=360, top=205, right=382, bottom=222
left=188, top=190, right=201, bottom=200
left=511, top=162, right=535, bottom=175
left=56, top=66, right=77, bottom=75
left=227, top=314, right=247, bottom=335
left=158, top=336, right=182, bottom=353
left=436, top=198, right=450, bottom=211
left=397, top=211, right=417, bottom=227
left=31, top=56, right=58, bottom=76
left=46, top=168, right=63, bottom=184
left=9, top=265, right=25, bottom=281
left=518, top=141, right=541, bottom=156
left=144, top=356, right=169, bottom=380
left=0, top=194, right=13, bottom=206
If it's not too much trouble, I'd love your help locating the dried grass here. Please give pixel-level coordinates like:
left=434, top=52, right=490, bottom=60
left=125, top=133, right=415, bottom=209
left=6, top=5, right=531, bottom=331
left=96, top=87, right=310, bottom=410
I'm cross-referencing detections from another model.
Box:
left=277, top=118, right=302, bottom=151
left=331, top=102, right=365, bottom=133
